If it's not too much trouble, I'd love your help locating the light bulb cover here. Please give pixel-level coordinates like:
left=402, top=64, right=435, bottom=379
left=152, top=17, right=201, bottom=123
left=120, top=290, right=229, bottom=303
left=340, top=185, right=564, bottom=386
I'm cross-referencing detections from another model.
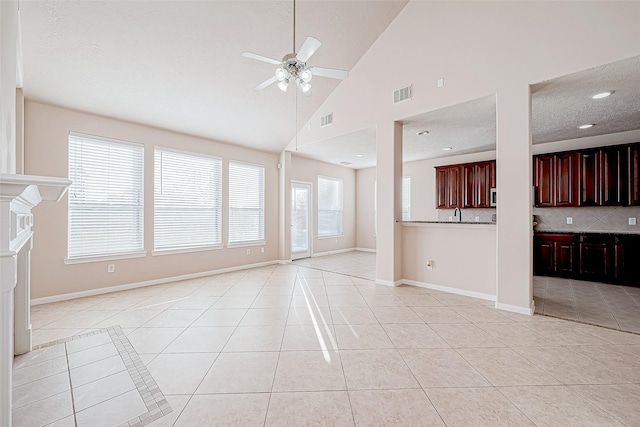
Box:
left=592, top=91, right=613, bottom=99
left=578, top=124, right=595, bottom=129
left=299, top=81, right=311, bottom=93
left=278, top=80, right=289, bottom=92
left=299, top=69, right=312, bottom=83
left=275, top=67, right=288, bottom=81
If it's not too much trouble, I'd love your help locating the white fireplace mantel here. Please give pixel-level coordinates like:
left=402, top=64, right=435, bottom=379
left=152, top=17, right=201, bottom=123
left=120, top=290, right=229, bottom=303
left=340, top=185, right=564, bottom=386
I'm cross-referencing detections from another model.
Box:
left=0, top=173, right=71, bottom=427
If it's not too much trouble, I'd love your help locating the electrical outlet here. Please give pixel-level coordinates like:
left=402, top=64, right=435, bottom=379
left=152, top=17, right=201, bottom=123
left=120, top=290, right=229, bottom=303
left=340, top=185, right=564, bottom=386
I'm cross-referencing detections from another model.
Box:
left=475, top=216, right=480, bottom=222
left=566, top=217, right=573, bottom=225
left=261, top=247, right=265, bottom=253
left=335, top=238, right=338, bottom=244
left=107, top=264, right=115, bottom=273
left=630, top=217, right=637, bottom=226
left=426, top=260, right=434, bottom=269
left=437, top=78, right=444, bottom=88
left=246, top=249, right=251, bottom=255
left=448, top=216, right=453, bottom=222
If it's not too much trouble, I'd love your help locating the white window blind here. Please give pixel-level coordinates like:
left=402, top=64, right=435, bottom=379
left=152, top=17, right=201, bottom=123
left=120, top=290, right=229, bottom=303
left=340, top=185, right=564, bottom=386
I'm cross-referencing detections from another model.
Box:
left=318, top=176, right=343, bottom=237
left=68, top=133, right=144, bottom=259
left=402, top=176, right=411, bottom=221
left=154, top=148, right=222, bottom=251
left=229, top=161, right=265, bottom=244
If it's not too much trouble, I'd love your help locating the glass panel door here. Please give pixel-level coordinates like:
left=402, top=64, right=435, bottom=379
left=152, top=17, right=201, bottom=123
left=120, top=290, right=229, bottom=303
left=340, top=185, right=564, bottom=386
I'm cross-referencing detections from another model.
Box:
left=291, top=181, right=311, bottom=260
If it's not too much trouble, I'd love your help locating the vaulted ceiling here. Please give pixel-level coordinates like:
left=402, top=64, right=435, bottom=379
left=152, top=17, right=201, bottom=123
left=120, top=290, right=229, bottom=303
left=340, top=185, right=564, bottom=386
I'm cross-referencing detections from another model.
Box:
left=20, top=0, right=408, bottom=153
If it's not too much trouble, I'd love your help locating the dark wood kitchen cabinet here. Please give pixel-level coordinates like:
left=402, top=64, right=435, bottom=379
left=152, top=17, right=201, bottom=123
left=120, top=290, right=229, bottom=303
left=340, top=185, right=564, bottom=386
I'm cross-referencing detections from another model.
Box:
left=534, top=233, right=576, bottom=277
left=629, top=144, right=640, bottom=206
left=534, top=153, right=576, bottom=207
left=578, top=150, right=599, bottom=206
left=436, top=165, right=462, bottom=209
left=600, top=147, right=626, bottom=206
left=535, top=142, right=639, bottom=207
left=579, top=234, right=613, bottom=281
left=438, top=160, right=495, bottom=209
left=534, top=232, right=640, bottom=287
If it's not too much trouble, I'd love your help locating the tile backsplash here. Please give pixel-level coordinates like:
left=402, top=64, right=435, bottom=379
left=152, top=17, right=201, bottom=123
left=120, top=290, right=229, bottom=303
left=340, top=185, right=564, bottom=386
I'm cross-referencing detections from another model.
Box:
left=534, top=206, right=640, bottom=234
left=437, top=208, right=496, bottom=223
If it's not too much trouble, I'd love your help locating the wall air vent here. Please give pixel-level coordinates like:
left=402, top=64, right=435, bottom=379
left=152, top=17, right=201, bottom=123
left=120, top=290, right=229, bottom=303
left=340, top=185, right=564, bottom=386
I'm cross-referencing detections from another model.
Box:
left=393, top=85, right=412, bottom=104
left=321, top=113, right=333, bottom=127
left=339, top=161, right=352, bottom=166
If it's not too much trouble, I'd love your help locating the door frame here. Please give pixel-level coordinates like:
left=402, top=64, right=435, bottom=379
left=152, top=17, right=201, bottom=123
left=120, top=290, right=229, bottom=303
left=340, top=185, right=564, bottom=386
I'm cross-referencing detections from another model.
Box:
left=291, top=180, right=313, bottom=260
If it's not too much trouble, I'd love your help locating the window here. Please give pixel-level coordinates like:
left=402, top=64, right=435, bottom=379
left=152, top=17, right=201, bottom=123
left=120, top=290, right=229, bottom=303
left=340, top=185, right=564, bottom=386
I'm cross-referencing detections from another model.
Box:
left=402, top=176, right=411, bottom=221
left=229, top=161, right=265, bottom=244
left=154, top=148, right=222, bottom=252
left=68, top=133, right=144, bottom=260
left=318, top=175, right=343, bottom=237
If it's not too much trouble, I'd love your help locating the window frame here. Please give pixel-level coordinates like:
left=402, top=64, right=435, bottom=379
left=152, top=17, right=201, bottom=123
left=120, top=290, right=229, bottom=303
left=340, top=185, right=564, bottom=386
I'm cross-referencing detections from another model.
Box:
left=152, top=146, right=223, bottom=254
left=317, top=175, right=344, bottom=238
left=66, top=131, right=145, bottom=263
left=227, top=160, right=266, bottom=247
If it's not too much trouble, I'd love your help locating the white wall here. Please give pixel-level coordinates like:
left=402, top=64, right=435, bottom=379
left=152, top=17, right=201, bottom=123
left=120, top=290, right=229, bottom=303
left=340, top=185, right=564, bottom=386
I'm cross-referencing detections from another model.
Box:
left=402, top=224, right=497, bottom=298
left=355, top=167, right=376, bottom=250
left=290, top=154, right=356, bottom=255
left=25, top=101, right=281, bottom=299
left=293, top=1, right=640, bottom=311
left=1, top=1, right=18, bottom=174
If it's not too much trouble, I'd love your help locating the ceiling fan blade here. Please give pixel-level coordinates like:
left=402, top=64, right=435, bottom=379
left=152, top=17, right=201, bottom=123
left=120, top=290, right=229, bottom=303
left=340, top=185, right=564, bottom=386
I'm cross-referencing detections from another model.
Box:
left=296, top=37, right=321, bottom=63
left=254, top=76, right=278, bottom=90
left=242, top=51, right=282, bottom=66
left=311, top=67, right=349, bottom=80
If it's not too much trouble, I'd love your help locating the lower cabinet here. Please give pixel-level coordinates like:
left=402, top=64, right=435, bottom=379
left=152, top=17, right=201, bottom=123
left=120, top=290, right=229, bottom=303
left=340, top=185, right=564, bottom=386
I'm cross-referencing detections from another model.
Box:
left=534, top=232, right=640, bottom=286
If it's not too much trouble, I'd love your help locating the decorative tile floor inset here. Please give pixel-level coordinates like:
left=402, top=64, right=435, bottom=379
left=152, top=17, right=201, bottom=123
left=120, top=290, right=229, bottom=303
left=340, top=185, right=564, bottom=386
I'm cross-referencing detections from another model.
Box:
left=13, top=326, right=172, bottom=427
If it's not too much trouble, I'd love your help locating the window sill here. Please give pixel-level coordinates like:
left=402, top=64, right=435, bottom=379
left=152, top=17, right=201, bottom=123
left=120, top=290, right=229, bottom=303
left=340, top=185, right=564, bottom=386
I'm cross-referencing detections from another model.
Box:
left=317, top=234, right=344, bottom=240
left=227, top=240, right=266, bottom=249
left=152, top=245, right=223, bottom=256
left=64, top=251, right=147, bottom=265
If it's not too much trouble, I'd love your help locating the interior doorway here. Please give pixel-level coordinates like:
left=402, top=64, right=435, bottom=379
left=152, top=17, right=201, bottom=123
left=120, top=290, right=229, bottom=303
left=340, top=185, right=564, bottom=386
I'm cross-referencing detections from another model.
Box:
left=291, top=181, right=312, bottom=260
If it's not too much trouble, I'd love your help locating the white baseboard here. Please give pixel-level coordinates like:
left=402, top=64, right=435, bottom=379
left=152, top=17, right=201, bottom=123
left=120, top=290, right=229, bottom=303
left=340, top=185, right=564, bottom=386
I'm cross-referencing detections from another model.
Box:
left=354, top=247, right=376, bottom=253
left=31, top=260, right=282, bottom=306
left=375, top=279, right=403, bottom=287
left=401, top=279, right=496, bottom=302
left=312, top=248, right=356, bottom=258
left=277, top=259, right=292, bottom=265
left=495, top=300, right=535, bottom=316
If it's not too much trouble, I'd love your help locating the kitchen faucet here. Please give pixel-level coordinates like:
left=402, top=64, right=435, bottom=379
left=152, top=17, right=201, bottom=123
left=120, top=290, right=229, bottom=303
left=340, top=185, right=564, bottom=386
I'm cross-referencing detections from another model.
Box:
left=454, top=207, right=462, bottom=222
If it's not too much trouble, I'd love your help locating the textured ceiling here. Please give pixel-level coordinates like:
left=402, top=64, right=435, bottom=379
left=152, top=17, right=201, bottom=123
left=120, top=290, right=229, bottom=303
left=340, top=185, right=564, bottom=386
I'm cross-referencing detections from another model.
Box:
left=532, top=55, right=640, bottom=144
left=302, top=55, right=640, bottom=169
left=20, top=0, right=408, bottom=153
left=402, top=95, right=497, bottom=163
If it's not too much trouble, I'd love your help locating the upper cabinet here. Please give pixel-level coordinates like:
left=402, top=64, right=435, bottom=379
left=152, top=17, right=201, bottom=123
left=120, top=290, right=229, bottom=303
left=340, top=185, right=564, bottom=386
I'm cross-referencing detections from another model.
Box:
left=629, top=144, right=640, bottom=206
left=436, top=160, right=495, bottom=209
left=533, top=142, right=639, bottom=207
left=436, top=165, right=462, bottom=209
left=534, top=152, right=576, bottom=207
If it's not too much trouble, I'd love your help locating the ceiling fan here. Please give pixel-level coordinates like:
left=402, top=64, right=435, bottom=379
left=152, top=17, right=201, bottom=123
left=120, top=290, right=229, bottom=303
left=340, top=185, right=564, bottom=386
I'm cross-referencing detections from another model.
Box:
left=242, top=1, right=349, bottom=94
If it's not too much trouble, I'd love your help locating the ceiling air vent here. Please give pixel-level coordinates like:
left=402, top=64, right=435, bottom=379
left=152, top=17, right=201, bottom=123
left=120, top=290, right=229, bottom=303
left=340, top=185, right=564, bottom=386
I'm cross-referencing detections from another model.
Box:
left=393, top=85, right=412, bottom=104
left=321, top=113, right=333, bottom=127
left=339, top=161, right=352, bottom=166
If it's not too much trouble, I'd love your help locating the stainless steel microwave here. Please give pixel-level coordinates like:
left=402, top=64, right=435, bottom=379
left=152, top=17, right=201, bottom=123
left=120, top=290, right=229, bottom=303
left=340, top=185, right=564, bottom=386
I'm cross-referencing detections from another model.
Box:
left=490, top=188, right=497, bottom=207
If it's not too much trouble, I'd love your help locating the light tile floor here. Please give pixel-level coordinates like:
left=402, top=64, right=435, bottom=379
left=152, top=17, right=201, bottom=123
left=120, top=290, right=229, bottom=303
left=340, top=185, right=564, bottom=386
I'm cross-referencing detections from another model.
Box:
left=292, top=250, right=376, bottom=280
left=534, top=275, right=640, bottom=334
left=14, top=264, right=640, bottom=426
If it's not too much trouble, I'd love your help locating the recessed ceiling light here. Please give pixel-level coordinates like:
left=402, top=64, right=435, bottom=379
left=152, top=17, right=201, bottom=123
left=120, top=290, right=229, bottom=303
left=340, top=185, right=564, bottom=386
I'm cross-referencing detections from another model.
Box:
left=416, top=130, right=429, bottom=136
left=442, top=147, right=453, bottom=151
left=356, top=154, right=364, bottom=157
left=592, top=91, right=613, bottom=99
left=578, top=124, right=595, bottom=129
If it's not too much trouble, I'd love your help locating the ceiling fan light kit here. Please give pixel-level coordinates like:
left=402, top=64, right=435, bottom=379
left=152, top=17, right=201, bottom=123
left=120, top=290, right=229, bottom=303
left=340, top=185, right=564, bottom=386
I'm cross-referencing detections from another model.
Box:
left=242, top=0, right=348, bottom=94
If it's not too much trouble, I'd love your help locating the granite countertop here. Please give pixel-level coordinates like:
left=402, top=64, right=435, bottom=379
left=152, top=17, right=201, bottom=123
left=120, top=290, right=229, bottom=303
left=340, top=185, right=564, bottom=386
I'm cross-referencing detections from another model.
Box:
left=534, top=230, right=640, bottom=236
left=400, top=221, right=496, bottom=225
